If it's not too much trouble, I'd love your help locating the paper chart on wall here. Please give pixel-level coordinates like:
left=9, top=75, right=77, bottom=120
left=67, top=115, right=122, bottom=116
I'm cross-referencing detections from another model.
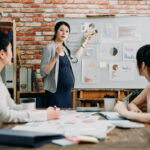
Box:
left=82, top=59, right=98, bottom=83
left=100, top=42, right=122, bottom=61
left=117, top=24, right=142, bottom=41
left=81, top=22, right=100, bottom=44
left=123, top=42, right=140, bottom=61
left=109, top=62, right=135, bottom=81
left=102, top=23, right=115, bottom=39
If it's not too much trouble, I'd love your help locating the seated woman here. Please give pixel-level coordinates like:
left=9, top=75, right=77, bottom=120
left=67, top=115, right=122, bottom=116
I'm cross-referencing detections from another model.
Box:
left=0, top=31, right=60, bottom=123
left=114, top=45, right=150, bottom=123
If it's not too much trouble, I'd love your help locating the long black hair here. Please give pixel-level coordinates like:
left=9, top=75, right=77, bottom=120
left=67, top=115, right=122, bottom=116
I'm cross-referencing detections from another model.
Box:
left=52, top=21, right=72, bottom=59
left=136, top=45, right=150, bottom=75
left=0, top=31, right=10, bottom=52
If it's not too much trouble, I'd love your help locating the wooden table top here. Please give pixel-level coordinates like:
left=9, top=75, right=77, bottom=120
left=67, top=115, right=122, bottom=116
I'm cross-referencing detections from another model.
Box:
left=0, top=122, right=150, bottom=150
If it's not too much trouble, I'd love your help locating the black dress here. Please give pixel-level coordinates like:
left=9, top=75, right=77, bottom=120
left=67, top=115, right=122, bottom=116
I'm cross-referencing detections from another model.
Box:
left=45, top=53, right=74, bottom=108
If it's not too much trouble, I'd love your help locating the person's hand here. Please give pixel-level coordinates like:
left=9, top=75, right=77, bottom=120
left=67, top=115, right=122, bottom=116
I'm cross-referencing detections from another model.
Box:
left=128, top=103, right=142, bottom=113
left=82, top=34, right=91, bottom=47
left=55, top=44, right=64, bottom=58
left=46, top=107, right=60, bottom=120
left=114, top=101, right=128, bottom=116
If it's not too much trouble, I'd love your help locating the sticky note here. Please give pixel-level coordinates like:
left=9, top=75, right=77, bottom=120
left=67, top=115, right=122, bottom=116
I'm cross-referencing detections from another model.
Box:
left=99, top=61, right=107, bottom=68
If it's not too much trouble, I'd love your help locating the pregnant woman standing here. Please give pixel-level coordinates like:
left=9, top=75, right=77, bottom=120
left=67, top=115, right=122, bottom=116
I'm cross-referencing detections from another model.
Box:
left=40, top=21, right=90, bottom=108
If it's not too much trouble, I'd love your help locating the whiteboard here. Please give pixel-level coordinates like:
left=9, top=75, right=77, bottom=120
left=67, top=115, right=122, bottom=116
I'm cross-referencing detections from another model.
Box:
left=56, top=16, right=150, bottom=89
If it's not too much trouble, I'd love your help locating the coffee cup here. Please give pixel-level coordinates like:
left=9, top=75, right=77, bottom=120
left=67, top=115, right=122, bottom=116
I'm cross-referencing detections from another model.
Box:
left=104, top=95, right=116, bottom=112
left=21, top=98, right=35, bottom=110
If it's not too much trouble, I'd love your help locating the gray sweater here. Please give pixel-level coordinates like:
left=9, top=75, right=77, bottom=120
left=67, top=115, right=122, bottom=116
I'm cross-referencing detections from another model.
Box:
left=40, top=41, right=78, bottom=93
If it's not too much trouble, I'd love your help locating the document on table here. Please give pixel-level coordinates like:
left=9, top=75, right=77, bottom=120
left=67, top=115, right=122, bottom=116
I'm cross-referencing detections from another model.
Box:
left=13, top=110, right=113, bottom=139
left=112, top=120, right=144, bottom=128
left=99, top=112, right=144, bottom=128
left=12, top=110, right=144, bottom=141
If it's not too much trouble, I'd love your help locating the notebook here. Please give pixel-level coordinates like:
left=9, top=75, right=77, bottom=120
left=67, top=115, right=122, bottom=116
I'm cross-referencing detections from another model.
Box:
left=99, top=112, right=127, bottom=120
left=0, top=129, right=64, bottom=148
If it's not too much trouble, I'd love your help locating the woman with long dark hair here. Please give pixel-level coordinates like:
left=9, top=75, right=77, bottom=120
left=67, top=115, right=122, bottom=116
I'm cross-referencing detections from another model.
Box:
left=0, top=31, right=59, bottom=123
left=40, top=21, right=90, bottom=108
left=115, top=45, right=150, bottom=123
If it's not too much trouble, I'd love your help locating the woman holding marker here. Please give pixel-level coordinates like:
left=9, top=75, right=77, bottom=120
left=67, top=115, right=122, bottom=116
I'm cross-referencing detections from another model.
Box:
left=40, top=21, right=91, bottom=108
left=114, top=45, right=150, bottom=123
left=0, top=31, right=59, bottom=123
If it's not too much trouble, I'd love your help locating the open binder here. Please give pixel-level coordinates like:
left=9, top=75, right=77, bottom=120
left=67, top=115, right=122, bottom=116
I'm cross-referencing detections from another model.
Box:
left=0, top=129, right=64, bottom=147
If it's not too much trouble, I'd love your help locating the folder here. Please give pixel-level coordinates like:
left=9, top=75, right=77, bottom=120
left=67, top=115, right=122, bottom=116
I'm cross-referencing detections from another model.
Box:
left=0, top=129, right=64, bottom=148
left=20, top=67, right=28, bottom=92
left=27, top=68, right=32, bottom=92
left=1, top=65, right=14, bottom=87
left=20, top=67, right=33, bottom=92
left=32, top=71, right=40, bottom=92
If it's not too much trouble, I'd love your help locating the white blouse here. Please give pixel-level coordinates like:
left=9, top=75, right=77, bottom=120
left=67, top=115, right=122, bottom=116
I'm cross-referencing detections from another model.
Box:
left=0, top=76, right=47, bottom=123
